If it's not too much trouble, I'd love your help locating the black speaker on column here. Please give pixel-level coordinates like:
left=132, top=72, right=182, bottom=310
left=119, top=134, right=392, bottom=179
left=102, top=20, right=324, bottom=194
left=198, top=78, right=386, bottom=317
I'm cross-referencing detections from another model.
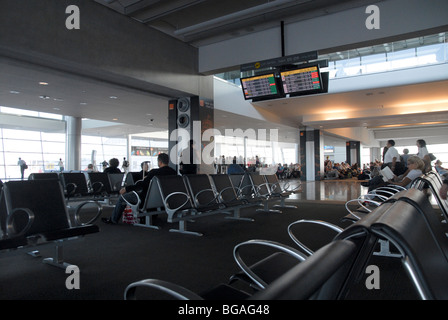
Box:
left=168, top=96, right=199, bottom=171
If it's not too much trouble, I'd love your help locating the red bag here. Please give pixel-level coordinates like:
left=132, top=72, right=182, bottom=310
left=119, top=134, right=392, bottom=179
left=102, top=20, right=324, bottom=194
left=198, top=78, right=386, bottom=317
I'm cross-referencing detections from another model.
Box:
left=122, top=206, right=137, bottom=224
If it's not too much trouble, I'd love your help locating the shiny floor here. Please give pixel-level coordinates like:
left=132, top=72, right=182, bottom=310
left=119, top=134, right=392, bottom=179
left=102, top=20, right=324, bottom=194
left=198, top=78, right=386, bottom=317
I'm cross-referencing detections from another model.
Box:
left=283, top=178, right=369, bottom=203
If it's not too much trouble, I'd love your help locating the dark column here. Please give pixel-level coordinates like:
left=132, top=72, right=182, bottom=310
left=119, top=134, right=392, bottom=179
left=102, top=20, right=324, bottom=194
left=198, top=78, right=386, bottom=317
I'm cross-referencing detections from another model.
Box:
left=346, top=141, right=361, bottom=165
left=168, top=96, right=214, bottom=173
left=299, top=128, right=323, bottom=181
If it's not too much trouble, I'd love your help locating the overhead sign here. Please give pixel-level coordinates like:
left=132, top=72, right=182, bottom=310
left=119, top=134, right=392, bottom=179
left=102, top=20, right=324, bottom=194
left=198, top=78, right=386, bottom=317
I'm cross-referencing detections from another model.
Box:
left=240, top=51, right=318, bottom=72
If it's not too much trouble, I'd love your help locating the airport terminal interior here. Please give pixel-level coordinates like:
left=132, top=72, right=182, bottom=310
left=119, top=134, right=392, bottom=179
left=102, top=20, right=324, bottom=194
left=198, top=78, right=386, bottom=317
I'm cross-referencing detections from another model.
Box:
left=1, top=0, right=448, bottom=302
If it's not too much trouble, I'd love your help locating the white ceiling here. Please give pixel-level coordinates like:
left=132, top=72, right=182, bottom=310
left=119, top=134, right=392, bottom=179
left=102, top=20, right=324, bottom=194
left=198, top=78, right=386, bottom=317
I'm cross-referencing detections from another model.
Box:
left=1, top=0, right=447, bottom=148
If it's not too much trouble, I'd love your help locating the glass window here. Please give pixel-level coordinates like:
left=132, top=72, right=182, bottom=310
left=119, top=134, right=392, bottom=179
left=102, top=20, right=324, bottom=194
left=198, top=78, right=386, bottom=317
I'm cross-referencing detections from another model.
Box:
left=2, top=129, right=41, bottom=140
left=3, top=139, right=43, bottom=153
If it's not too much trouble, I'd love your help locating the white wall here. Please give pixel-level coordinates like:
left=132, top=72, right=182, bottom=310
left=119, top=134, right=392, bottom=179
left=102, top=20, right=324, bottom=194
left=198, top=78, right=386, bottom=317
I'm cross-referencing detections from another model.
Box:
left=199, top=0, right=448, bottom=73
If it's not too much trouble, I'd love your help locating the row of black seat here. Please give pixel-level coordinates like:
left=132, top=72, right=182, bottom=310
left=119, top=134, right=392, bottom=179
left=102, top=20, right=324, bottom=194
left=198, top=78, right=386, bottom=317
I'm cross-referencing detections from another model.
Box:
left=125, top=185, right=448, bottom=300
left=29, top=171, right=139, bottom=202
left=128, top=172, right=301, bottom=236
left=0, top=179, right=100, bottom=268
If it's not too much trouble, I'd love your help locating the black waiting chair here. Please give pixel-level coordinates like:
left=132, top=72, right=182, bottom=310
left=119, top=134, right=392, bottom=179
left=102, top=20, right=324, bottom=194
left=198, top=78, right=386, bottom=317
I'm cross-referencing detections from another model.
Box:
left=369, top=191, right=448, bottom=299
left=124, top=238, right=362, bottom=300
left=1, top=180, right=100, bottom=268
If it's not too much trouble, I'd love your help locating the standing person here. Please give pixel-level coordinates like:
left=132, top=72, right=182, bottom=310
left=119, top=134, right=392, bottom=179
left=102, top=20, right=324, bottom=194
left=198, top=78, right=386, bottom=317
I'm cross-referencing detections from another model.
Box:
left=58, top=158, right=64, bottom=172
left=122, top=157, right=129, bottom=172
left=401, top=149, right=410, bottom=170
left=416, top=139, right=432, bottom=173
left=17, top=157, right=27, bottom=180
left=416, top=139, right=429, bottom=159
left=102, top=153, right=176, bottom=224
left=383, top=140, right=405, bottom=176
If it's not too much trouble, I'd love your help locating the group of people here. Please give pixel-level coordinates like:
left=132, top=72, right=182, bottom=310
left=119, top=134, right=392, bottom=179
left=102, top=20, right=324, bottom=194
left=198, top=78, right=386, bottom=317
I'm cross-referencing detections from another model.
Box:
left=363, top=139, right=438, bottom=191
left=102, top=153, right=176, bottom=224
left=324, top=160, right=363, bottom=180
left=276, top=163, right=302, bottom=179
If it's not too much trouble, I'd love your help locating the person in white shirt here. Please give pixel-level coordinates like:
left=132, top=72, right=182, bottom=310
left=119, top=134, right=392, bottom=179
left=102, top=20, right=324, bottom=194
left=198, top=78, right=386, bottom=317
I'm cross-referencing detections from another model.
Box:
left=383, top=140, right=405, bottom=175
left=388, top=155, right=425, bottom=189
left=416, top=139, right=432, bottom=173
left=416, top=139, right=429, bottom=159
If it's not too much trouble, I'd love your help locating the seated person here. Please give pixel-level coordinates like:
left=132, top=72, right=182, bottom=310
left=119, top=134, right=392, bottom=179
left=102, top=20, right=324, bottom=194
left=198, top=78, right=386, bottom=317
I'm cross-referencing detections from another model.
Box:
left=104, top=158, right=121, bottom=174
left=102, top=153, right=176, bottom=224
left=435, top=160, right=448, bottom=178
left=132, top=161, right=150, bottom=181
left=367, top=155, right=425, bottom=191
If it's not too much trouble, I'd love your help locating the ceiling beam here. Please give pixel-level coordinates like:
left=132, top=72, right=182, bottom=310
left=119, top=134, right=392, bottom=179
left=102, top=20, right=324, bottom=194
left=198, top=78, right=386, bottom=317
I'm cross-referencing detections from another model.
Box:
left=133, top=0, right=207, bottom=23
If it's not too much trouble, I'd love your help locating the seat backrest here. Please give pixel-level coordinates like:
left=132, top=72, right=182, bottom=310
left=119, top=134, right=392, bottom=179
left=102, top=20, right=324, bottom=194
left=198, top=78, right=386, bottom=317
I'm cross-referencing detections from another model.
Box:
left=210, top=174, right=238, bottom=202
left=154, top=175, right=193, bottom=212
left=184, top=174, right=218, bottom=208
left=264, top=174, right=281, bottom=193
left=140, top=178, right=165, bottom=211
left=411, top=171, right=448, bottom=219
left=371, top=197, right=448, bottom=299
left=249, top=173, right=270, bottom=196
left=88, top=172, right=112, bottom=194
left=108, top=173, right=125, bottom=192
left=251, top=239, right=358, bottom=300
left=3, top=180, right=71, bottom=236
left=28, top=172, right=60, bottom=181
left=228, top=174, right=244, bottom=190
left=61, top=172, right=90, bottom=195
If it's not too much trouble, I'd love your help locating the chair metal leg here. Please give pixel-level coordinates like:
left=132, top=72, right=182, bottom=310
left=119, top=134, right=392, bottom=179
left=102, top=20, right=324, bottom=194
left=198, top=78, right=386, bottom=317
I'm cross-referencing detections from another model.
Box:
left=134, top=215, right=161, bottom=230
left=224, top=208, right=254, bottom=221
left=42, top=241, right=74, bottom=269
left=169, top=220, right=203, bottom=236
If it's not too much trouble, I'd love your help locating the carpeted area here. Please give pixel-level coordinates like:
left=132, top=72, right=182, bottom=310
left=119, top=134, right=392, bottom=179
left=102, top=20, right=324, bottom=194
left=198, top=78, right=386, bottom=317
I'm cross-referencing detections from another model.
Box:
left=0, top=200, right=419, bottom=300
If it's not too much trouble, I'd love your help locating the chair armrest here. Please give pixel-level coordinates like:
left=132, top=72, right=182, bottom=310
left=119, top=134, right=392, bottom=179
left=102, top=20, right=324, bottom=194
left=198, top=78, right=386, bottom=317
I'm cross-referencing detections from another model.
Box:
left=124, top=279, right=203, bottom=300
left=120, top=191, right=141, bottom=208
left=233, top=239, right=307, bottom=290
left=194, top=188, right=219, bottom=207
left=73, top=200, right=103, bottom=226
left=345, top=197, right=382, bottom=220
left=65, top=182, right=77, bottom=196
left=237, top=184, right=254, bottom=197
left=255, top=183, right=271, bottom=198
left=218, top=186, right=238, bottom=202
left=287, top=220, right=344, bottom=256
left=164, top=191, right=191, bottom=216
left=6, top=208, right=35, bottom=237
left=91, top=181, right=104, bottom=194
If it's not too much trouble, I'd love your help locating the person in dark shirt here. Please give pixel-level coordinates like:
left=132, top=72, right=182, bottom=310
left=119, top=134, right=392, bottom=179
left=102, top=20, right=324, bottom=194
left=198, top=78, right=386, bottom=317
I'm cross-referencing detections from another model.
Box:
left=102, top=153, right=176, bottom=224
left=104, top=158, right=121, bottom=174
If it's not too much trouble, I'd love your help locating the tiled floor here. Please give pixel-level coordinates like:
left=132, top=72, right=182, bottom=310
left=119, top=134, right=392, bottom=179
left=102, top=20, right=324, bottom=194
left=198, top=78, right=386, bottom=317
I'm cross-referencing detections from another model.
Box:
left=283, top=178, right=439, bottom=206
left=283, top=178, right=369, bottom=203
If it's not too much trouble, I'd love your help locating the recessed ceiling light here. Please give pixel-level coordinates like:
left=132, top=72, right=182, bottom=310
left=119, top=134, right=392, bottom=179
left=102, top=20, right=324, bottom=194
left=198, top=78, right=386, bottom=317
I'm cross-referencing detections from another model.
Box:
left=80, top=102, right=87, bottom=105
left=112, top=118, right=118, bottom=121
left=39, top=82, right=49, bottom=86
left=109, top=96, right=118, bottom=99
left=53, top=107, right=61, bottom=111
left=9, top=90, right=20, bottom=94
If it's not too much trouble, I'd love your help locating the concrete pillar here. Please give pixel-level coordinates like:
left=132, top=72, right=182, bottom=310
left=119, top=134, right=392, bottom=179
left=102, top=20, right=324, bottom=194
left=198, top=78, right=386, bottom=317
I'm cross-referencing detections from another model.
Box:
left=65, top=116, right=82, bottom=171
left=300, top=128, right=323, bottom=181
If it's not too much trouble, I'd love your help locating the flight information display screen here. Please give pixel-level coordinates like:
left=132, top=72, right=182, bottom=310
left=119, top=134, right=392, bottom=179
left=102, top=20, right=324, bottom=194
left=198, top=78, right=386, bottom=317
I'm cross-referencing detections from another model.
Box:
left=280, top=65, right=322, bottom=95
left=240, top=73, right=280, bottom=100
